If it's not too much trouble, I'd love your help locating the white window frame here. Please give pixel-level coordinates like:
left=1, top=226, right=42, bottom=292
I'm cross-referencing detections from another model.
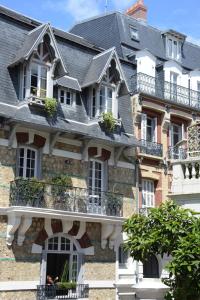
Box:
left=17, top=146, right=38, bottom=178
left=91, top=84, right=116, bottom=118
left=141, top=113, right=157, bottom=143
left=129, top=26, right=139, bottom=40
left=170, top=123, right=182, bottom=147
left=88, top=159, right=105, bottom=214
left=142, top=179, right=155, bottom=208
left=41, top=234, right=81, bottom=284
left=58, top=88, right=74, bottom=106
left=22, top=42, right=53, bottom=100
left=166, top=37, right=182, bottom=61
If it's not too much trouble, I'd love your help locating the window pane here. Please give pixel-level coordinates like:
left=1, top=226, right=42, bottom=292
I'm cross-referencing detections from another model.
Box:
left=168, top=39, right=172, bottom=57
left=66, top=92, right=71, bottom=105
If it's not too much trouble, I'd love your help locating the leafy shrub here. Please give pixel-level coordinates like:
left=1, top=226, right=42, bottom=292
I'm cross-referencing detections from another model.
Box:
left=44, top=98, right=57, bottom=117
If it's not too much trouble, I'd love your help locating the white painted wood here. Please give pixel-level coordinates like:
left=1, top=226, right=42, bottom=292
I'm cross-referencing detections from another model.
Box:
left=101, top=223, right=114, bottom=249
left=17, top=216, right=32, bottom=246
left=44, top=218, right=53, bottom=237
left=62, top=220, right=73, bottom=233
left=32, top=243, right=42, bottom=254
left=6, top=213, right=21, bottom=246
left=0, top=281, right=39, bottom=291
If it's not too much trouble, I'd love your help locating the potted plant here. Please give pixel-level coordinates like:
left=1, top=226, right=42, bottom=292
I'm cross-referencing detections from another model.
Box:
left=44, top=97, right=58, bottom=117
left=12, top=178, right=44, bottom=207
left=50, top=175, right=73, bottom=209
left=56, top=260, right=77, bottom=296
left=101, top=112, right=117, bottom=133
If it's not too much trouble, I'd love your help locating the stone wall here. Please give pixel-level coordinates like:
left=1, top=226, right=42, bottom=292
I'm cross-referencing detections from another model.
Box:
left=84, top=223, right=116, bottom=281
left=0, top=291, right=36, bottom=300
left=89, top=289, right=115, bottom=300
left=0, top=146, right=16, bottom=207
left=0, top=216, right=41, bottom=282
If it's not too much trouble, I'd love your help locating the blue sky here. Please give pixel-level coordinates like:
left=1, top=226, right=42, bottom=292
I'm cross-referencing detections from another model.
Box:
left=0, top=0, right=200, bottom=44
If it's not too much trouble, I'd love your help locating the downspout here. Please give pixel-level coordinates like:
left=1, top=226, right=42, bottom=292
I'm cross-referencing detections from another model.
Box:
left=135, top=158, right=140, bottom=284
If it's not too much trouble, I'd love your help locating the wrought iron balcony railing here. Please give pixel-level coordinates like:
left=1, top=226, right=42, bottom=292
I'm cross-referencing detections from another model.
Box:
left=139, top=139, right=163, bottom=157
left=168, top=146, right=188, bottom=160
left=132, top=72, right=200, bottom=110
left=10, top=179, right=123, bottom=217
left=37, top=284, right=89, bottom=300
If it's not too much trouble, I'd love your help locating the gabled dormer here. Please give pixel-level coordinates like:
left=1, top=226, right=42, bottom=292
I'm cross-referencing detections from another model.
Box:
left=162, top=30, right=186, bottom=62
left=82, top=47, right=129, bottom=120
left=9, top=23, right=67, bottom=101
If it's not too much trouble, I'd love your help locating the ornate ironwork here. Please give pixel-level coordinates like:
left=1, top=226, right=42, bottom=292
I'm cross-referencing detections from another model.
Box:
left=37, top=284, right=89, bottom=300
left=168, top=146, right=187, bottom=160
left=132, top=72, right=200, bottom=110
left=139, top=139, right=163, bottom=157
left=187, top=123, right=200, bottom=157
left=10, top=179, right=123, bottom=217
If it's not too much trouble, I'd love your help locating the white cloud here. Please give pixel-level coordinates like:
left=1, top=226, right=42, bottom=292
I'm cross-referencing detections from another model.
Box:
left=46, top=0, right=101, bottom=22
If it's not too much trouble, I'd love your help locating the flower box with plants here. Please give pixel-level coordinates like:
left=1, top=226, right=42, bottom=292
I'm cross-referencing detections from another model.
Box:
left=28, top=95, right=58, bottom=118
left=100, top=112, right=121, bottom=133
left=56, top=260, right=77, bottom=296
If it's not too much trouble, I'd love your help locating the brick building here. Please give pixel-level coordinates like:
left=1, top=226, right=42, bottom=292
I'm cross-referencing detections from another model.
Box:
left=71, top=0, right=200, bottom=299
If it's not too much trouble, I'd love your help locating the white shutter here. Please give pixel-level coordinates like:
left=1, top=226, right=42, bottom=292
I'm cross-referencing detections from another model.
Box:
left=153, top=117, right=157, bottom=143
left=181, top=123, right=184, bottom=140
left=141, top=113, right=147, bottom=140
left=169, top=125, right=172, bottom=147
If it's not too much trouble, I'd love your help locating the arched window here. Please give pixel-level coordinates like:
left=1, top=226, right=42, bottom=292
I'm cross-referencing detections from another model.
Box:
left=143, top=254, right=159, bottom=278
left=44, top=235, right=80, bottom=283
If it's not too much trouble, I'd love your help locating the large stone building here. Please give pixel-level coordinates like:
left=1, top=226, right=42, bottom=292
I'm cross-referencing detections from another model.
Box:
left=0, top=1, right=200, bottom=300
left=0, top=5, right=139, bottom=300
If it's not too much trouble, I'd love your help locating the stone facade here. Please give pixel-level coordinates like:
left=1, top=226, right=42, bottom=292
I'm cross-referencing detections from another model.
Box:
left=0, top=291, right=36, bottom=300
left=89, top=289, right=116, bottom=300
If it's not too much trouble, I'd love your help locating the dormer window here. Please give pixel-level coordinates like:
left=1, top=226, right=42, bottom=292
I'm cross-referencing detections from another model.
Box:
left=129, top=26, right=139, bottom=41
left=58, top=88, right=74, bottom=106
left=166, top=37, right=181, bottom=61
left=22, top=40, right=53, bottom=100
left=91, top=74, right=116, bottom=119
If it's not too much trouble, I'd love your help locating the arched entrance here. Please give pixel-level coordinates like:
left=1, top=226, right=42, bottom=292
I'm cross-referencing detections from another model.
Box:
left=41, top=234, right=82, bottom=284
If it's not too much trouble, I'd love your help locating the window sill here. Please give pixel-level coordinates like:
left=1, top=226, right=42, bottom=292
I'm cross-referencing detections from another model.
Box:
left=27, top=96, right=46, bottom=107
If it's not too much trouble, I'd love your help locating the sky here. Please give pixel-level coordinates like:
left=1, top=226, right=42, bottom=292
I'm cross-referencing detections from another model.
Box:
left=0, top=0, right=200, bottom=45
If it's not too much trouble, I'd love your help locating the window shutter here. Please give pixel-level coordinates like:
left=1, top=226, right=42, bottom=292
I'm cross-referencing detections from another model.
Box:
left=153, top=117, right=157, bottom=143
left=181, top=123, right=184, bottom=140
left=169, top=125, right=172, bottom=147
left=141, top=113, right=147, bottom=140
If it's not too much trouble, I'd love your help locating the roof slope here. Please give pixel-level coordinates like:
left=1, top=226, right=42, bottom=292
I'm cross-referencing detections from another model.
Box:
left=70, top=12, right=200, bottom=71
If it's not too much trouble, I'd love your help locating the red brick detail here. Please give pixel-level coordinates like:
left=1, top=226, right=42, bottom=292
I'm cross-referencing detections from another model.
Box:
left=126, top=0, right=147, bottom=21
left=35, top=228, right=48, bottom=246
left=51, top=219, right=63, bottom=234
left=77, top=232, right=92, bottom=249
left=33, top=134, right=46, bottom=148
left=16, top=132, right=29, bottom=144
left=99, top=149, right=111, bottom=161
left=68, top=222, right=80, bottom=236
left=88, top=147, right=98, bottom=157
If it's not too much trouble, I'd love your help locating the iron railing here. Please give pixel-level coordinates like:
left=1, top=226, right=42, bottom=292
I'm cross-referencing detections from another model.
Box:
left=139, top=139, right=163, bottom=157
left=37, top=284, right=89, bottom=300
left=10, top=179, right=123, bottom=217
left=168, top=146, right=187, bottom=160
left=132, top=72, right=200, bottom=110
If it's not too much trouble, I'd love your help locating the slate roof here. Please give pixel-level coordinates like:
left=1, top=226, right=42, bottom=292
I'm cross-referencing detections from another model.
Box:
left=0, top=6, right=136, bottom=146
left=55, top=76, right=81, bottom=91
left=70, top=12, right=200, bottom=71
left=82, top=48, right=114, bottom=87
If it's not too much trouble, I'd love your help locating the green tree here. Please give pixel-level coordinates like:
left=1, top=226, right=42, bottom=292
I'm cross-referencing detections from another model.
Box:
left=123, top=201, right=200, bottom=300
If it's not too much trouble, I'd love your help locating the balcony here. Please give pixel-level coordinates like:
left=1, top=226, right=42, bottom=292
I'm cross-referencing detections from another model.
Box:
left=132, top=72, right=200, bottom=110
left=9, top=179, right=123, bottom=217
left=168, top=146, right=187, bottom=160
left=139, top=139, right=163, bottom=157
left=37, top=284, right=89, bottom=300
left=171, top=157, right=200, bottom=195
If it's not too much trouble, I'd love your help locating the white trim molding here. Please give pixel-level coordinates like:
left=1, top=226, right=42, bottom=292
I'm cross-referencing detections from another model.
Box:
left=6, top=213, right=21, bottom=246
left=0, top=281, right=39, bottom=291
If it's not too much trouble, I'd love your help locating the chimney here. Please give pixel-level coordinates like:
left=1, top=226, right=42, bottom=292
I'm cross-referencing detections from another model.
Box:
left=126, top=0, right=147, bottom=22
